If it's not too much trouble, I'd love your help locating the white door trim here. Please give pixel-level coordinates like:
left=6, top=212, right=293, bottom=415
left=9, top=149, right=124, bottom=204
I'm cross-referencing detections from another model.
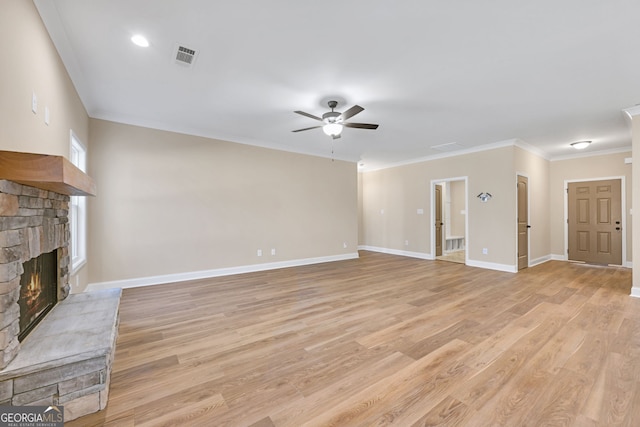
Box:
left=430, top=176, right=469, bottom=263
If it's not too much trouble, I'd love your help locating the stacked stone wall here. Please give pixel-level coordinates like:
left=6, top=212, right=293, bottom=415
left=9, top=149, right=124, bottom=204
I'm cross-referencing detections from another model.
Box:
left=0, top=180, right=70, bottom=369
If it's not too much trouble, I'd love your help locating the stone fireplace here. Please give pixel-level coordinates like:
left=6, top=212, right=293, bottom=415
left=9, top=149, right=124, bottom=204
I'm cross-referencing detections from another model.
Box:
left=0, top=150, right=120, bottom=421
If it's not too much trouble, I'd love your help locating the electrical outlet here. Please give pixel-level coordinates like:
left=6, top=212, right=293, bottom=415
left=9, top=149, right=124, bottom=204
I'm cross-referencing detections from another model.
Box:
left=32, top=92, right=37, bottom=114
left=343, top=242, right=347, bottom=248
left=271, top=248, right=276, bottom=255
left=257, top=249, right=262, bottom=256
left=482, top=248, right=488, bottom=255
left=405, top=240, right=409, bottom=246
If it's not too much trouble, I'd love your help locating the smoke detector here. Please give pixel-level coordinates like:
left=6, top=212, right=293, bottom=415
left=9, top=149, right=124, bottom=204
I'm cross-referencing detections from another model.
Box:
left=174, top=44, right=198, bottom=67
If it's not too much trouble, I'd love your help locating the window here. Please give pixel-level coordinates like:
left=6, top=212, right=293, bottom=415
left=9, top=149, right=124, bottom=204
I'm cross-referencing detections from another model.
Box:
left=69, top=131, right=87, bottom=273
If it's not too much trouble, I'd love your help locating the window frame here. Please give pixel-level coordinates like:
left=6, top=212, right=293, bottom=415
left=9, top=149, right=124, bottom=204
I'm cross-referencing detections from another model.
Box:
left=69, top=130, right=87, bottom=273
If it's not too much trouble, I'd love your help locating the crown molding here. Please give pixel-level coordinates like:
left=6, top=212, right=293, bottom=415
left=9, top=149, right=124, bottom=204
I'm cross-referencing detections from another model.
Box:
left=623, top=105, right=640, bottom=119
left=549, top=146, right=632, bottom=162
left=364, top=139, right=523, bottom=172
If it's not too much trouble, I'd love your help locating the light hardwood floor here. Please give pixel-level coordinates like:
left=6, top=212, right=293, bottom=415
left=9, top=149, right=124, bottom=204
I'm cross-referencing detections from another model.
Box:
left=436, top=250, right=465, bottom=264
left=67, top=251, right=640, bottom=426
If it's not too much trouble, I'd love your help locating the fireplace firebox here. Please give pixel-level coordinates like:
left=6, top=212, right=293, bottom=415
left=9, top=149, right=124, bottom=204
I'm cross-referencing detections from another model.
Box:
left=18, top=251, right=58, bottom=342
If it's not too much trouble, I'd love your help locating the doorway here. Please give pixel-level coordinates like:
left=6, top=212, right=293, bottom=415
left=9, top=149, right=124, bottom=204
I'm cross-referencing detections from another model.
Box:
left=517, top=175, right=529, bottom=270
left=432, top=178, right=468, bottom=264
left=435, top=184, right=443, bottom=257
left=567, top=178, right=623, bottom=265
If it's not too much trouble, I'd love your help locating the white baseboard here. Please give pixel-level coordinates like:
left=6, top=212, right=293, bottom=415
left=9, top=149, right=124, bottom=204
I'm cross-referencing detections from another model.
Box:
left=465, top=259, right=517, bottom=273
left=550, top=253, right=632, bottom=269
left=359, top=245, right=517, bottom=273
left=94, top=248, right=631, bottom=293
left=529, top=255, right=552, bottom=267
left=358, top=245, right=432, bottom=260
left=86, top=252, right=360, bottom=291
left=358, top=247, right=633, bottom=276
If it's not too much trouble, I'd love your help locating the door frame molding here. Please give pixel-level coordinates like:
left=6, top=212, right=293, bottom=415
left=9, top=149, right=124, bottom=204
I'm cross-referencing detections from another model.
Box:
left=516, top=172, right=530, bottom=269
left=430, top=176, right=469, bottom=263
left=563, top=176, right=627, bottom=266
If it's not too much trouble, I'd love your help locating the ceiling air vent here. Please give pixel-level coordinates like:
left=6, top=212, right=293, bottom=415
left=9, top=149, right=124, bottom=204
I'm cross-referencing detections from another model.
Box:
left=174, top=45, right=198, bottom=66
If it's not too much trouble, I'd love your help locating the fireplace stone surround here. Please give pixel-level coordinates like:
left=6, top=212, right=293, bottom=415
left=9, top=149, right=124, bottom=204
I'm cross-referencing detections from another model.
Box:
left=0, top=151, right=118, bottom=421
left=0, top=180, right=70, bottom=368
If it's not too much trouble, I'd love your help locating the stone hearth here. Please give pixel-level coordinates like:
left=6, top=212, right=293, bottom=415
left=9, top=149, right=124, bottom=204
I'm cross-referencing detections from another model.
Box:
left=0, top=288, right=120, bottom=420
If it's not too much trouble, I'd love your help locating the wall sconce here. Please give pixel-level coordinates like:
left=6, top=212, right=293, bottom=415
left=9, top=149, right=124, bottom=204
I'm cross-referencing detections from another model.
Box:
left=477, top=192, right=492, bottom=202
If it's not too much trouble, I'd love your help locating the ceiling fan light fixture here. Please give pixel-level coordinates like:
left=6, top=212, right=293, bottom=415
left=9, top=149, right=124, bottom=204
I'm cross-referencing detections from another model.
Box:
left=323, top=123, right=343, bottom=137
left=292, top=101, right=377, bottom=138
left=570, top=140, right=591, bottom=150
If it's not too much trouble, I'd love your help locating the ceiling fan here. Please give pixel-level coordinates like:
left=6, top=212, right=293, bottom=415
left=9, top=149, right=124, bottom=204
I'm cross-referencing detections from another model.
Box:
left=292, top=100, right=379, bottom=139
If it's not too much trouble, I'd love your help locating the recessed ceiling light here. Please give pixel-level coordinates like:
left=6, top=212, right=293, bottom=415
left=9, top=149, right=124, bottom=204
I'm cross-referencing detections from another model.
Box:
left=570, top=140, right=591, bottom=150
left=131, top=34, right=149, bottom=47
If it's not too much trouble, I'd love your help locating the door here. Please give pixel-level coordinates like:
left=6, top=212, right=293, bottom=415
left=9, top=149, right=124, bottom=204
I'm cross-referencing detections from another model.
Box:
left=517, top=175, right=529, bottom=270
left=568, top=179, right=622, bottom=265
left=435, top=184, right=443, bottom=256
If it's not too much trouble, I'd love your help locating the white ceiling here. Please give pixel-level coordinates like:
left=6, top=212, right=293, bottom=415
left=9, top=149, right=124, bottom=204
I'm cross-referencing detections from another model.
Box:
left=35, top=0, right=639, bottom=170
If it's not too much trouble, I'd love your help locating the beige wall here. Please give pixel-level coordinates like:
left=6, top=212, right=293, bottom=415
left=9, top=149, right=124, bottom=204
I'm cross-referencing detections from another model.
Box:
left=361, top=145, right=631, bottom=271
left=549, top=151, right=632, bottom=263
left=358, top=171, right=365, bottom=245
left=0, top=0, right=88, bottom=156
left=0, top=0, right=91, bottom=291
left=88, top=119, right=358, bottom=285
left=514, top=146, right=550, bottom=264
left=360, top=146, right=519, bottom=269
left=632, top=114, right=640, bottom=291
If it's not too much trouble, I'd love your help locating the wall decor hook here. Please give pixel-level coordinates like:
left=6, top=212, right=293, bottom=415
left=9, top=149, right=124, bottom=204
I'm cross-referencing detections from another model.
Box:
left=477, top=192, right=492, bottom=202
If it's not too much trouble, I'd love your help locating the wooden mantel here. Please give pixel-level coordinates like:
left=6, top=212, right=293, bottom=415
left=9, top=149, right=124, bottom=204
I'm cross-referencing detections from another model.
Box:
left=0, top=150, right=96, bottom=196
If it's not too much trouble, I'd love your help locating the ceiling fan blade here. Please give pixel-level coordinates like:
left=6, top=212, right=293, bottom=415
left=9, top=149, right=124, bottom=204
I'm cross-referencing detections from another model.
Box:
left=344, top=122, right=379, bottom=130
left=340, top=105, right=364, bottom=121
left=294, top=110, right=323, bottom=121
left=292, top=126, right=322, bottom=133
